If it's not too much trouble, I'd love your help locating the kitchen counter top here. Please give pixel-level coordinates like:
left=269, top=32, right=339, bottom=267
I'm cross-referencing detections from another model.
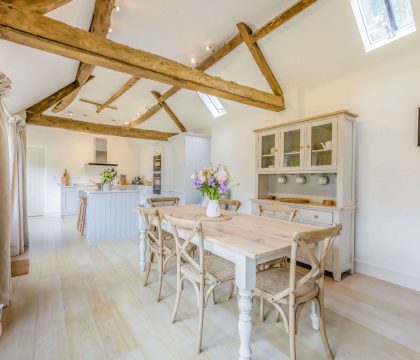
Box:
left=78, top=188, right=140, bottom=195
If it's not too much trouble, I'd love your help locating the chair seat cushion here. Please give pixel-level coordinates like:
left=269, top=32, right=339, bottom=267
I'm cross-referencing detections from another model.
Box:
left=255, top=268, right=317, bottom=301
left=182, top=255, right=235, bottom=282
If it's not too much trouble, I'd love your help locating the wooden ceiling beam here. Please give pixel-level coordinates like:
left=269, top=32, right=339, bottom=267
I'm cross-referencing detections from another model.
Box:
left=96, top=76, right=140, bottom=113
left=251, top=0, right=318, bottom=43
left=1, top=0, right=71, bottom=14
left=26, top=76, right=94, bottom=114
left=151, top=91, right=186, bottom=132
left=79, top=98, right=117, bottom=110
left=128, top=0, right=316, bottom=127
left=51, top=0, right=115, bottom=113
left=237, top=22, right=283, bottom=97
left=26, top=112, right=176, bottom=141
left=0, top=3, right=282, bottom=112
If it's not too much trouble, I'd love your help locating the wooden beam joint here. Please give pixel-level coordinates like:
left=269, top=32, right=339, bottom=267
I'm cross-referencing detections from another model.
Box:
left=151, top=91, right=186, bottom=132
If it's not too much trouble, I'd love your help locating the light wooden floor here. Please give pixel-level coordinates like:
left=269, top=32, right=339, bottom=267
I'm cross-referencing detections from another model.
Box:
left=1, top=216, right=420, bottom=360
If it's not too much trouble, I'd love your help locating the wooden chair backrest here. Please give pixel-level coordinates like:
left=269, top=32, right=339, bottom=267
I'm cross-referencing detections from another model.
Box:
left=148, top=197, right=179, bottom=207
left=164, top=214, right=205, bottom=280
left=257, top=204, right=297, bottom=222
left=137, top=205, right=162, bottom=249
left=218, top=199, right=241, bottom=212
left=272, top=224, right=342, bottom=303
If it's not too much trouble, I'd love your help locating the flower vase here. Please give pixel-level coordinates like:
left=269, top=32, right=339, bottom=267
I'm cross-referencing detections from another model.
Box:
left=102, top=182, right=112, bottom=191
left=206, top=199, right=220, bottom=218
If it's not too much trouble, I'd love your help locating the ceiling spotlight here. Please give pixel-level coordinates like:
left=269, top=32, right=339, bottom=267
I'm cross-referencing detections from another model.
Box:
left=108, top=27, right=113, bottom=33
left=205, top=44, right=214, bottom=52
left=190, top=57, right=197, bottom=64
left=68, top=111, right=74, bottom=116
left=114, top=5, right=120, bottom=12
left=124, top=121, right=129, bottom=125
left=137, top=111, right=141, bottom=116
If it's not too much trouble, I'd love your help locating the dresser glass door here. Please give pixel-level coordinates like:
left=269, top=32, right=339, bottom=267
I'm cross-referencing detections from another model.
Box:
left=259, top=132, right=278, bottom=171
left=306, top=118, right=337, bottom=171
left=281, top=125, right=304, bottom=171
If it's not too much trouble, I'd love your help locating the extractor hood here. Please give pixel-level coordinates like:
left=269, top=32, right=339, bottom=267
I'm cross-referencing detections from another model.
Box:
left=88, top=138, right=118, bottom=166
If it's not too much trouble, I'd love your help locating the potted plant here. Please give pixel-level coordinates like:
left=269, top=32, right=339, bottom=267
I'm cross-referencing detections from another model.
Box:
left=100, top=168, right=118, bottom=191
left=191, top=163, right=233, bottom=218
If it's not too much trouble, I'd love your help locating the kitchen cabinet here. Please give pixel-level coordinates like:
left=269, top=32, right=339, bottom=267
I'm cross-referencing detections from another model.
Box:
left=153, top=133, right=210, bottom=204
left=60, top=186, right=79, bottom=218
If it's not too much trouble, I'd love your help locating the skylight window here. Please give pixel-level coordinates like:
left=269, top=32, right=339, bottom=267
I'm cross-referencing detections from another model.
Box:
left=197, top=92, right=227, bottom=118
left=350, top=0, right=416, bottom=52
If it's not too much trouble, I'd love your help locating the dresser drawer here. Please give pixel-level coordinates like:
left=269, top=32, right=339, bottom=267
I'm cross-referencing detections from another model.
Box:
left=300, top=209, right=333, bottom=226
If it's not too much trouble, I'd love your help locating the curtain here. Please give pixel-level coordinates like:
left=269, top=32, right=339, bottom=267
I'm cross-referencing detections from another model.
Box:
left=8, top=110, right=28, bottom=256
left=0, top=73, right=12, bottom=306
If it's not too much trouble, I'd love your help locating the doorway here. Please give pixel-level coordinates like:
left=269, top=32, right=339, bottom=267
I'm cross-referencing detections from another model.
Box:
left=26, top=146, right=45, bottom=217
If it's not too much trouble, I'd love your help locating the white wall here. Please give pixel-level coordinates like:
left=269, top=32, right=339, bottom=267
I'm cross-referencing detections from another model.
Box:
left=27, top=126, right=150, bottom=215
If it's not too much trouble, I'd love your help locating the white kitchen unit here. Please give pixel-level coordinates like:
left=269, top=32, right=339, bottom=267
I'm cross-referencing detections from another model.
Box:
left=79, top=188, right=141, bottom=243
left=59, top=186, right=79, bottom=218
left=252, top=110, right=357, bottom=281
left=153, top=133, right=210, bottom=204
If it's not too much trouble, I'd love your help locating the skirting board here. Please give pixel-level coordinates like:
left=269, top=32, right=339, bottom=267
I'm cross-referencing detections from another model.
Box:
left=355, top=259, right=420, bottom=292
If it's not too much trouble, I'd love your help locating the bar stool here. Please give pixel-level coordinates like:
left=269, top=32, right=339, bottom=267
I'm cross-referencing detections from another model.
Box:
left=77, top=197, right=87, bottom=236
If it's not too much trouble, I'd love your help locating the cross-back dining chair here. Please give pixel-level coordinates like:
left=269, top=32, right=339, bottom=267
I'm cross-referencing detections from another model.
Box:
left=218, top=198, right=241, bottom=212
left=137, top=205, right=193, bottom=302
left=257, top=204, right=298, bottom=272
left=165, top=214, right=235, bottom=354
left=148, top=196, right=179, bottom=207
left=253, top=224, right=342, bottom=360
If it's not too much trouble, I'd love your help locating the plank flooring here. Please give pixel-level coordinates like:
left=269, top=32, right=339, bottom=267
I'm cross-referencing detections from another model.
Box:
left=1, top=216, right=420, bottom=360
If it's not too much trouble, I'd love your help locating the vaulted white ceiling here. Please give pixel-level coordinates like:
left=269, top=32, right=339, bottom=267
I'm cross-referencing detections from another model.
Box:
left=1, top=0, right=419, bottom=137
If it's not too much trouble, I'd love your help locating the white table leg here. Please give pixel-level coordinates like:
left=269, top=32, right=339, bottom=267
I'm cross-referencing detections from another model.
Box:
left=238, top=289, right=253, bottom=360
left=235, top=257, right=256, bottom=360
left=138, top=214, right=147, bottom=272
left=310, top=301, right=320, bottom=330
left=139, top=229, right=146, bottom=272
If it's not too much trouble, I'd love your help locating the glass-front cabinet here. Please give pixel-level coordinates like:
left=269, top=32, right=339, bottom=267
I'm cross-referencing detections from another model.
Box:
left=280, top=124, right=305, bottom=172
left=305, top=117, right=337, bottom=171
left=257, top=130, right=278, bottom=172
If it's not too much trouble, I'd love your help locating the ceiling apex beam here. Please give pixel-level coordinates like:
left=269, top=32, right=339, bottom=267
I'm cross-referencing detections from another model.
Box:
left=51, top=0, right=115, bottom=113
left=151, top=91, right=186, bottom=132
left=237, top=22, right=283, bottom=97
left=97, top=76, right=140, bottom=113
left=1, top=0, right=71, bottom=14
left=26, top=76, right=94, bottom=114
left=26, top=112, right=177, bottom=141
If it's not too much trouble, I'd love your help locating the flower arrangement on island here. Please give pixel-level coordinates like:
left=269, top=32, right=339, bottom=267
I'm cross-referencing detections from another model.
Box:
left=100, top=168, right=118, bottom=191
left=191, top=163, right=234, bottom=217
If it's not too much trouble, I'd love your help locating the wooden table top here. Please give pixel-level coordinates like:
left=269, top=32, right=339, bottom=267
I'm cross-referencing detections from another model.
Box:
left=157, top=204, right=321, bottom=260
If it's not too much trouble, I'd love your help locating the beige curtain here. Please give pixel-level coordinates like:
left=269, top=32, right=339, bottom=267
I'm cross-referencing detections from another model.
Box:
left=8, top=111, right=28, bottom=256
left=0, top=73, right=12, bottom=306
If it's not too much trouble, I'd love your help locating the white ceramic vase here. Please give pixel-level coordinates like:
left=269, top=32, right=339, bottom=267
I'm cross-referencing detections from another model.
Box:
left=102, top=182, right=112, bottom=191
left=206, top=199, right=221, bottom=218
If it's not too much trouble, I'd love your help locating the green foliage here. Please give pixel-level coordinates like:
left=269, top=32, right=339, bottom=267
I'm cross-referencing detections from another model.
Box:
left=100, top=168, right=118, bottom=184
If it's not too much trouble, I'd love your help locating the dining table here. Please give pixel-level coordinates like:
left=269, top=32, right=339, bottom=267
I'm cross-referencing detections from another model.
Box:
left=137, top=204, right=322, bottom=360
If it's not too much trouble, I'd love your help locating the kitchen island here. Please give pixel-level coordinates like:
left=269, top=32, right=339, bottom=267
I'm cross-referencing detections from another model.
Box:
left=78, top=188, right=141, bottom=243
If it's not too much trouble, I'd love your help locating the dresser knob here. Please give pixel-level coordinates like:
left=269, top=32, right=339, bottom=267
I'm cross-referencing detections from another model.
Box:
left=314, top=215, right=319, bottom=219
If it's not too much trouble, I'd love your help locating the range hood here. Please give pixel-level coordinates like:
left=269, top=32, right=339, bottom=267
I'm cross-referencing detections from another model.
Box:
left=88, top=138, right=118, bottom=166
